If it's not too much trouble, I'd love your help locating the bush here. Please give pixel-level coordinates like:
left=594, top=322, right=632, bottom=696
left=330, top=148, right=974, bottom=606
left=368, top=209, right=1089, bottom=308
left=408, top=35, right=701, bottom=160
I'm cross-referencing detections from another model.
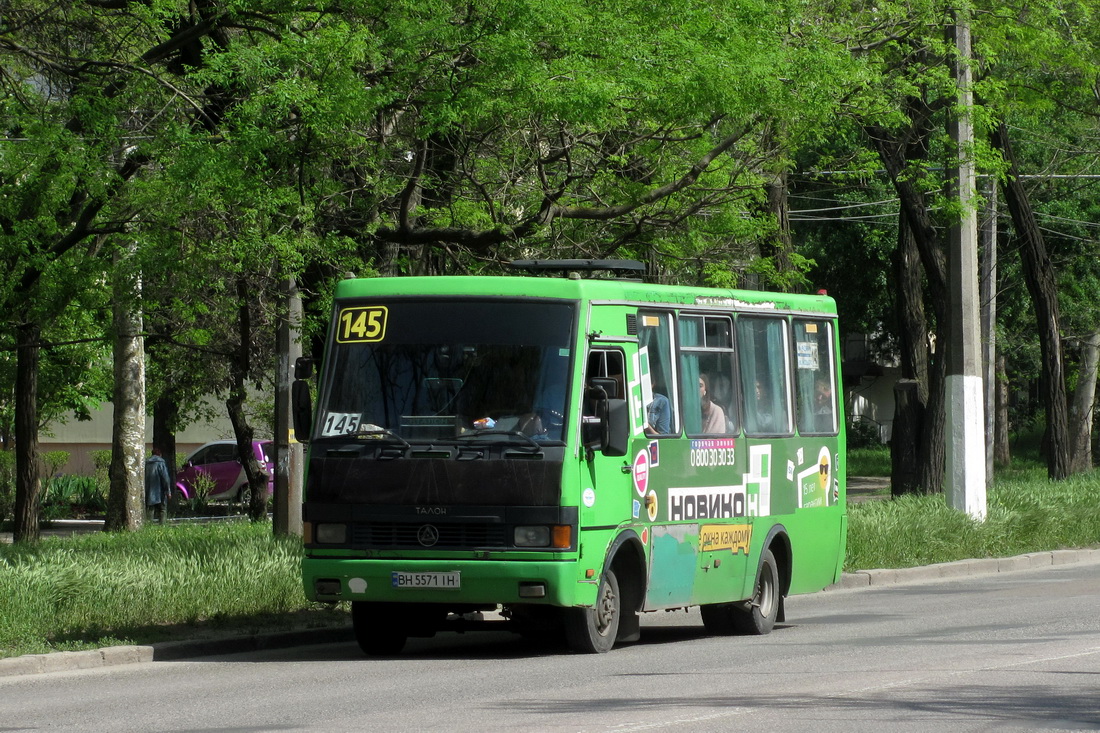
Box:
left=41, top=475, right=106, bottom=520
left=847, top=417, right=883, bottom=449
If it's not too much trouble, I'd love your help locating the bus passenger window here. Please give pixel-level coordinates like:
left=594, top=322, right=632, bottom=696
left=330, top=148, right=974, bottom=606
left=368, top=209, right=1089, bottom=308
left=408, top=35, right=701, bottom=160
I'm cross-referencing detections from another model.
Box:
left=794, top=320, right=838, bottom=435
left=737, top=316, right=792, bottom=436
left=638, top=312, right=679, bottom=436
left=679, top=315, right=736, bottom=435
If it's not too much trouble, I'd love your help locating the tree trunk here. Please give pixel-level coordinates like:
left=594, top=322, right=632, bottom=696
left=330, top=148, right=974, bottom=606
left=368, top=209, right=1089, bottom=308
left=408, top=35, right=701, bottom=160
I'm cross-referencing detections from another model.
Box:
left=1068, top=331, right=1100, bottom=473
left=895, top=208, right=929, bottom=402
left=13, top=321, right=41, bottom=543
left=228, top=277, right=268, bottom=522
left=891, top=379, right=923, bottom=496
left=762, top=170, right=796, bottom=292
left=273, top=276, right=304, bottom=537
left=867, top=124, right=948, bottom=494
left=152, top=393, right=179, bottom=484
left=991, top=122, right=1071, bottom=480
left=917, top=337, right=947, bottom=493
left=891, top=210, right=929, bottom=495
left=105, top=252, right=146, bottom=532
left=994, top=351, right=1011, bottom=466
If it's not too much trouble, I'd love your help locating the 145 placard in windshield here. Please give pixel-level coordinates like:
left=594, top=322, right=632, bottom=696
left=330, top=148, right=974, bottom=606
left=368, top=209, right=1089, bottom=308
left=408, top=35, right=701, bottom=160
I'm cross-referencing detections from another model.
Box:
left=337, top=306, right=388, bottom=343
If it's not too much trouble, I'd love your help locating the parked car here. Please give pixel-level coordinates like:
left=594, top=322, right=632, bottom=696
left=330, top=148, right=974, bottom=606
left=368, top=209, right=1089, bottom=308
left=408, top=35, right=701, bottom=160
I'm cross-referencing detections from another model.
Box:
left=175, top=440, right=274, bottom=503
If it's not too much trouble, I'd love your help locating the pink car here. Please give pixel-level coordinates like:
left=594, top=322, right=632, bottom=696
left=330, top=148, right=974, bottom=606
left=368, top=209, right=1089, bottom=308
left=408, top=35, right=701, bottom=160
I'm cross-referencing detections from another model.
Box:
left=175, top=440, right=274, bottom=502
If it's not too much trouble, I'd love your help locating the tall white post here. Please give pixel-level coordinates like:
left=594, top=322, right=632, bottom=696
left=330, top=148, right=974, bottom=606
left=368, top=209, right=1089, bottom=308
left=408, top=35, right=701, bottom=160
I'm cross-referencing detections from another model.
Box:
left=946, top=9, right=987, bottom=520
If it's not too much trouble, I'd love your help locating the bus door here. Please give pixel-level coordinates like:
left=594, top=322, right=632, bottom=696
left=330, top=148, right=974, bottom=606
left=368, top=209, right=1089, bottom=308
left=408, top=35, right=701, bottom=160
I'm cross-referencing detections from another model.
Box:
left=650, top=311, right=753, bottom=607
left=578, top=347, right=633, bottom=532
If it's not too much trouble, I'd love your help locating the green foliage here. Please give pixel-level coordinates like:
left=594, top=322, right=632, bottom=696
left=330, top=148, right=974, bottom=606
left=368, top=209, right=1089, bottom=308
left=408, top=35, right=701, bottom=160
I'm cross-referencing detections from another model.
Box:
left=40, top=475, right=105, bottom=521
left=181, top=472, right=218, bottom=515
left=847, top=418, right=885, bottom=451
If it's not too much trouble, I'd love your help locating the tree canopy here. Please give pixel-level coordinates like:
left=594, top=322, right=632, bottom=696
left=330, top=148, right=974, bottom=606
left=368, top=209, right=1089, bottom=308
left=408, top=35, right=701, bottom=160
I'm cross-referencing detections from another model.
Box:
left=3, top=0, right=1100, bottom=537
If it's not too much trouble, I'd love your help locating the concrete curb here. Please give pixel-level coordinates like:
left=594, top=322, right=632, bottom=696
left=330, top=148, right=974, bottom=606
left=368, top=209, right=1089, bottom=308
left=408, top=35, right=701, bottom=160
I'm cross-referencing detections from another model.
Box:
left=826, top=547, right=1100, bottom=591
left=0, top=626, right=353, bottom=678
left=4, top=547, right=1099, bottom=678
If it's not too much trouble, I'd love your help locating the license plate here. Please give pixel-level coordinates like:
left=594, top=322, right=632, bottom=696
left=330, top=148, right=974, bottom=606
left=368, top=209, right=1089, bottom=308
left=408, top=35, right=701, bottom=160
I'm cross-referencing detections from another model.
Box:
left=391, top=571, right=461, bottom=589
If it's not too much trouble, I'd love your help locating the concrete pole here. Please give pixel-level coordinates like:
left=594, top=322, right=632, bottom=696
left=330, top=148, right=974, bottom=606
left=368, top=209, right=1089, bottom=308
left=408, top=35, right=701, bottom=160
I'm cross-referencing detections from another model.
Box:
left=945, top=10, right=987, bottom=520
left=274, top=277, right=304, bottom=536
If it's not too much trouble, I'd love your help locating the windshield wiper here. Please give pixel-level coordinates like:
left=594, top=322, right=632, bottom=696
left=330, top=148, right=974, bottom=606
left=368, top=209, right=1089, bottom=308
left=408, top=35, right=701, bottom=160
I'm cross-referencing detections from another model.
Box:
left=456, top=430, right=543, bottom=452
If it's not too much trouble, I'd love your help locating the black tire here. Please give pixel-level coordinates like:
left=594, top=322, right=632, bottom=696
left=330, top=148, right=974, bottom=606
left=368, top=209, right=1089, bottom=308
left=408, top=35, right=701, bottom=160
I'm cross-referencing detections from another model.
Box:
left=701, top=549, right=781, bottom=636
left=564, top=568, right=621, bottom=653
left=352, top=602, right=408, bottom=656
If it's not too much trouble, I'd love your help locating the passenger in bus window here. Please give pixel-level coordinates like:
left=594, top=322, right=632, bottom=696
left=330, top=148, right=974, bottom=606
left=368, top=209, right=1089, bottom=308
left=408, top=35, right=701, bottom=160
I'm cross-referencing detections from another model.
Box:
left=698, top=373, right=726, bottom=434
left=753, top=380, right=777, bottom=434
left=814, top=377, right=834, bottom=432
left=645, top=380, right=671, bottom=435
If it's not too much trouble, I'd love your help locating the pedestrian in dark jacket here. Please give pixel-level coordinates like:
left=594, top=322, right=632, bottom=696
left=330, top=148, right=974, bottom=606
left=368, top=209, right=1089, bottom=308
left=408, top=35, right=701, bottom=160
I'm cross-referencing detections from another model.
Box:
left=145, top=447, right=171, bottom=524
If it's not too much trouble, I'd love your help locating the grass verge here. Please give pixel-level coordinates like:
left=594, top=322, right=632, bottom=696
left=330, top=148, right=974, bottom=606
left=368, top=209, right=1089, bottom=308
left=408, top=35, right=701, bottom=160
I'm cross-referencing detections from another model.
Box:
left=846, top=465, right=1100, bottom=569
left=0, top=521, right=347, bottom=660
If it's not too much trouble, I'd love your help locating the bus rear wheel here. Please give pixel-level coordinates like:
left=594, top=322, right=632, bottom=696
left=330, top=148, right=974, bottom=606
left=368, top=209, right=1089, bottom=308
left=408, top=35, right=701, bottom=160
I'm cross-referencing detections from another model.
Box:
left=565, top=568, right=621, bottom=653
left=352, top=601, right=408, bottom=656
left=701, top=549, right=780, bottom=636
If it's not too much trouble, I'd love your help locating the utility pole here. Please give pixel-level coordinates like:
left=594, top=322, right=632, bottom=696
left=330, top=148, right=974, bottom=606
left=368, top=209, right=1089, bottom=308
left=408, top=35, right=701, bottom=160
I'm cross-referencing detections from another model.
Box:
left=273, top=277, right=304, bottom=536
left=946, top=8, right=987, bottom=520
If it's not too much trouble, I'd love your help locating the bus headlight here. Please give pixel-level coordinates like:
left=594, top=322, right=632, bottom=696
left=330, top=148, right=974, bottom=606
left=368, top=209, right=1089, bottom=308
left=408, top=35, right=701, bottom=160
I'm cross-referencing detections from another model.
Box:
left=514, top=526, right=550, bottom=547
left=514, top=525, right=572, bottom=549
left=315, top=523, right=347, bottom=544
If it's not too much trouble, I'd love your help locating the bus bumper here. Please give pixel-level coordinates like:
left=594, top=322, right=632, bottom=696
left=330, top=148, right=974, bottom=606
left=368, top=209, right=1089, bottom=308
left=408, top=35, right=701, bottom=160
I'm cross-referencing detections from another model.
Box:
left=303, top=556, right=594, bottom=608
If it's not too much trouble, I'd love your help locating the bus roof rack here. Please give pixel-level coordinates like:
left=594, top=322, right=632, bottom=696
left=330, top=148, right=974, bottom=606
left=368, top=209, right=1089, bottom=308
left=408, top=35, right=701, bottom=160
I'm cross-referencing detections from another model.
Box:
left=508, top=259, right=646, bottom=279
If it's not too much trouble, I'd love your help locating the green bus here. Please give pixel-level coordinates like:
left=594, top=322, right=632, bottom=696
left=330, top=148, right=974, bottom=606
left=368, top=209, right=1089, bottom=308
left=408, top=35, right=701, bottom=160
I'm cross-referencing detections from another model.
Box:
left=294, top=260, right=846, bottom=654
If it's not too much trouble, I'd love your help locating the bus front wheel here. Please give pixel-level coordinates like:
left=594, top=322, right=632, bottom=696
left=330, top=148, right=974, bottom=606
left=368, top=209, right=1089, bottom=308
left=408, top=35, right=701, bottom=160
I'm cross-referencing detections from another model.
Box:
left=701, top=549, right=780, bottom=636
left=352, top=601, right=408, bottom=656
left=565, top=568, right=621, bottom=653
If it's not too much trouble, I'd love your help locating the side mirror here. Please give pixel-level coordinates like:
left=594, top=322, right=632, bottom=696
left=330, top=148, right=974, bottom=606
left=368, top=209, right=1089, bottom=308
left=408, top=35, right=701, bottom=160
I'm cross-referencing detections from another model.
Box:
left=582, top=384, right=629, bottom=457
left=294, top=356, right=314, bottom=380
left=602, top=398, right=629, bottom=457
left=292, top=379, right=313, bottom=443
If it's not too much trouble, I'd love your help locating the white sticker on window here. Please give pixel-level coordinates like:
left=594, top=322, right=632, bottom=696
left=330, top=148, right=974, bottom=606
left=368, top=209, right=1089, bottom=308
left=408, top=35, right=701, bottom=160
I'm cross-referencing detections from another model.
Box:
left=321, top=412, right=362, bottom=436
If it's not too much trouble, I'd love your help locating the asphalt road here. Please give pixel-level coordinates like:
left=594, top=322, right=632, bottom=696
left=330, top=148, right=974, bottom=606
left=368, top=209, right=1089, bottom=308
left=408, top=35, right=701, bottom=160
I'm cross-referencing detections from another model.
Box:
left=2, top=555, right=1099, bottom=732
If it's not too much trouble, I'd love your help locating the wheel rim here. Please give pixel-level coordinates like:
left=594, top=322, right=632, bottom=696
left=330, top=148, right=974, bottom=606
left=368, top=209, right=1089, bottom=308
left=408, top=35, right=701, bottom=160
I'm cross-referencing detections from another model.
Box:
left=756, top=561, right=776, bottom=617
left=595, top=579, right=617, bottom=636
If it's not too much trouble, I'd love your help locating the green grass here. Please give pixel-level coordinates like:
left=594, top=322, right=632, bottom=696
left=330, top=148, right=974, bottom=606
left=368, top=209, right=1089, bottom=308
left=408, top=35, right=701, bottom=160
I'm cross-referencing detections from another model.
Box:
left=846, top=466, right=1100, bottom=569
left=847, top=446, right=891, bottom=477
left=0, top=521, right=346, bottom=659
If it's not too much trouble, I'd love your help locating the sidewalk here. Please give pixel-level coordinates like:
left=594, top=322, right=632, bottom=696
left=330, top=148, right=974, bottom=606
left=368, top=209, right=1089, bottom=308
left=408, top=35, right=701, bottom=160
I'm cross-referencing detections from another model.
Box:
left=847, top=475, right=889, bottom=503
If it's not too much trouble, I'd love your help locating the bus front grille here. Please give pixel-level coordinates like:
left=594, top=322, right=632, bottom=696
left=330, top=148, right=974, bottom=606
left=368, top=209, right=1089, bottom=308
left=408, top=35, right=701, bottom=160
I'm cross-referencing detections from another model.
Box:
left=350, top=522, right=508, bottom=550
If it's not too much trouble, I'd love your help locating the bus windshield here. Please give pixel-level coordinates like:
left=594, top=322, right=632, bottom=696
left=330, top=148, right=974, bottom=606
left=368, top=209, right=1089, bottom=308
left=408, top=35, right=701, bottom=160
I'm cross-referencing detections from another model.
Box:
left=315, top=299, right=575, bottom=444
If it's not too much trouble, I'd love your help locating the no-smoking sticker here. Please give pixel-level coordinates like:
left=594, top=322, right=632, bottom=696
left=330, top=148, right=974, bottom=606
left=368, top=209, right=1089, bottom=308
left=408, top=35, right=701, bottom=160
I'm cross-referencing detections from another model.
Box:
left=633, top=450, right=649, bottom=497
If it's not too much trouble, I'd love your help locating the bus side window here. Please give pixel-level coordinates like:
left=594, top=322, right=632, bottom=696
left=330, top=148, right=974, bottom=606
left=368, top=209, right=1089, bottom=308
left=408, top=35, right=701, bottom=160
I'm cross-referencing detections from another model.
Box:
left=679, top=314, right=736, bottom=436
left=638, top=312, right=679, bottom=436
left=737, top=316, right=792, bottom=436
left=794, top=320, right=838, bottom=435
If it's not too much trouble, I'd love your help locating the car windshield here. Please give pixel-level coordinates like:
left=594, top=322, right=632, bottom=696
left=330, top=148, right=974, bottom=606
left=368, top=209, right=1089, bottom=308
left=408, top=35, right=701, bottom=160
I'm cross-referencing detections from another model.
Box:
left=315, top=299, right=574, bottom=444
